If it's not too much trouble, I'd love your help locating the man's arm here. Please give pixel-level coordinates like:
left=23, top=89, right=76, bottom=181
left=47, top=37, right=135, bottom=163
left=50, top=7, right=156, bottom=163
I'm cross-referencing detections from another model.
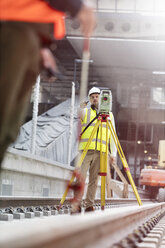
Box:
left=78, top=101, right=88, bottom=120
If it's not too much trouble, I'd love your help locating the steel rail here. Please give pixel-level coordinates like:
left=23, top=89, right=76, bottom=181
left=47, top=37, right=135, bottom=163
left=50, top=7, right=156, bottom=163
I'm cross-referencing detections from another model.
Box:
left=0, top=203, right=165, bottom=248
left=0, top=196, right=154, bottom=208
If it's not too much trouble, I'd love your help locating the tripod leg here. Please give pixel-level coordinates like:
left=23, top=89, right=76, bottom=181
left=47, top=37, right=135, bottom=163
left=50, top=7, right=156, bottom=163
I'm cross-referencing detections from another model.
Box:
left=101, top=176, right=106, bottom=210
left=77, top=120, right=101, bottom=168
left=100, top=122, right=105, bottom=209
left=60, top=119, right=101, bottom=207
left=60, top=174, right=75, bottom=206
left=100, top=122, right=108, bottom=210
left=107, top=120, right=142, bottom=206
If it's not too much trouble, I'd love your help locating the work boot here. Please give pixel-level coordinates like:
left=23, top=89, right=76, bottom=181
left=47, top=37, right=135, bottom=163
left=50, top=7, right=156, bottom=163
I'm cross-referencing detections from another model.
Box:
left=85, top=206, right=95, bottom=212
left=70, top=205, right=81, bottom=215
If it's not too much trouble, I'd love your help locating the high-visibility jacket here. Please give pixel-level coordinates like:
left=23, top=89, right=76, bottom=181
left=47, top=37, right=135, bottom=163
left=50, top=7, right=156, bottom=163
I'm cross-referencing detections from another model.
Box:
left=79, top=108, right=116, bottom=155
left=0, top=0, right=65, bottom=39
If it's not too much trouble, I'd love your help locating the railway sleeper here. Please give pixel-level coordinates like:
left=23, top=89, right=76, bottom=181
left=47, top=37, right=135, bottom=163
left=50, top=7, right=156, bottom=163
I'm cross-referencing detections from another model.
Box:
left=111, top=211, right=165, bottom=248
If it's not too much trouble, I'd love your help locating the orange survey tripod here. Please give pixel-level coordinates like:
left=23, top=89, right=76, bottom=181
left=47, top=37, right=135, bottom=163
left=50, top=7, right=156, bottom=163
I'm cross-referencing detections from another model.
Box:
left=60, top=112, right=142, bottom=210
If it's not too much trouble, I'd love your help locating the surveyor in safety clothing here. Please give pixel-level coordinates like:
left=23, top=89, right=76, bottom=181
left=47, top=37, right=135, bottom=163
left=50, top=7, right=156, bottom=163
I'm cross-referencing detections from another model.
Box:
left=77, top=87, right=117, bottom=212
left=0, top=0, right=96, bottom=169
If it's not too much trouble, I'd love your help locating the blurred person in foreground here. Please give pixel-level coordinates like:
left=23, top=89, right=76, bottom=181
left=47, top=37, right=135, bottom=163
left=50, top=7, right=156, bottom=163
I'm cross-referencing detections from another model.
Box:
left=0, top=0, right=96, bottom=169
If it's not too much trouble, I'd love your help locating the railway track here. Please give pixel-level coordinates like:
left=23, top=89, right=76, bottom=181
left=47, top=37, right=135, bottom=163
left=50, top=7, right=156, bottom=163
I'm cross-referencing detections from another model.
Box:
left=0, top=196, right=153, bottom=221
left=1, top=197, right=165, bottom=248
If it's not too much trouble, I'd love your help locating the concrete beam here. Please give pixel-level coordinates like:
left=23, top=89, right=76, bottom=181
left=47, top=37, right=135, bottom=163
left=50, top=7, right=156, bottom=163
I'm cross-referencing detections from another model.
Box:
left=66, top=12, right=165, bottom=39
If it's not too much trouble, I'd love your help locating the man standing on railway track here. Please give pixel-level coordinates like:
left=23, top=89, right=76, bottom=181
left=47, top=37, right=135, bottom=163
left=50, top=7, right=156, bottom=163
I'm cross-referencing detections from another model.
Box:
left=0, top=0, right=96, bottom=169
left=72, top=87, right=117, bottom=213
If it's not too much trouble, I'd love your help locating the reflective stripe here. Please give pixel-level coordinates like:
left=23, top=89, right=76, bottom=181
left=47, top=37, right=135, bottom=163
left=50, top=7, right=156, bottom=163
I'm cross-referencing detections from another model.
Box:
left=97, top=139, right=106, bottom=145
left=82, top=123, right=88, bottom=127
left=81, top=138, right=107, bottom=145
left=82, top=122, right=106, bottom=128
left=98, top=123, right=106, bottom=128
left=87, top=108, right=91, bottom=125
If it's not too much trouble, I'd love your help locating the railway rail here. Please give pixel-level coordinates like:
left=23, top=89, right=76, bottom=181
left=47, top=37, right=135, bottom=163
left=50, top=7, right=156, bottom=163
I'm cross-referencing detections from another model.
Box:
left=1, top=197, right=165, bottom=248
left=0, top=196, right=153, bottom=220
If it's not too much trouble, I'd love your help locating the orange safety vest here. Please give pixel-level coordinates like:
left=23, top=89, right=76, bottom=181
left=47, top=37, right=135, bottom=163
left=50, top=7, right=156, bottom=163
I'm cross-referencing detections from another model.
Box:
left=0, top=0, right=65, bottom=39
